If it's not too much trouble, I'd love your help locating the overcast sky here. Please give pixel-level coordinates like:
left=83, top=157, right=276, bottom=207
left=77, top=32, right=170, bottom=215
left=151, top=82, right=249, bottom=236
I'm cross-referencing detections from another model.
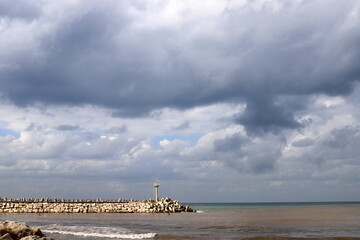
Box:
left=0, top=0, right=360, bottom=202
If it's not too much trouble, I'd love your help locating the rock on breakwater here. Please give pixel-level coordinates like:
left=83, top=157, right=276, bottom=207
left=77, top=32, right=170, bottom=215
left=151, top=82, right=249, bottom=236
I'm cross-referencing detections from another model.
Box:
left=0, top=221, right=53, bottom=240
left=0, top=197, right=194, bottom=214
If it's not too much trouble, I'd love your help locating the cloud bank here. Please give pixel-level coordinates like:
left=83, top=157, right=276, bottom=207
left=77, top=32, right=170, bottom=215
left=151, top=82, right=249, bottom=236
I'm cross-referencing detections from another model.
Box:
left=0, top=0, right=359, bottom=202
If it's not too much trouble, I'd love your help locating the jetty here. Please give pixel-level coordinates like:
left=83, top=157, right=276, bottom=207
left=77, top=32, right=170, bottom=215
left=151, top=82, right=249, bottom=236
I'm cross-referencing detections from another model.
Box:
left=0, top=197, right=194, bottom=213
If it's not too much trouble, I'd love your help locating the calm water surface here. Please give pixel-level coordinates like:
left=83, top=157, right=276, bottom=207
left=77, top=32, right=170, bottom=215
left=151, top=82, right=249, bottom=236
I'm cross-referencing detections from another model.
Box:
left=1, top=202, right=360, bottom=240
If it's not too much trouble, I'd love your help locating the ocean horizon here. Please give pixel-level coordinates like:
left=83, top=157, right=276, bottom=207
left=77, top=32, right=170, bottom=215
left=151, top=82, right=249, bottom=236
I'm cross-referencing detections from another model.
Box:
left=186, top=200, right=360, bottom=206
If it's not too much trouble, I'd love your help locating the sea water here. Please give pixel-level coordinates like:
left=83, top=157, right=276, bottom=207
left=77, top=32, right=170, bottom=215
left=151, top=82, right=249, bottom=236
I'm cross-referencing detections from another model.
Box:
left=1, top=202, right=360, bottom=239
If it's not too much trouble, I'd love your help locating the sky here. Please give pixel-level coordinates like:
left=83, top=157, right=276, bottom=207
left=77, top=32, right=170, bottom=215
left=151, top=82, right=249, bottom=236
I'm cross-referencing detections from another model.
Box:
left=0, top=0, right=360, bottom=203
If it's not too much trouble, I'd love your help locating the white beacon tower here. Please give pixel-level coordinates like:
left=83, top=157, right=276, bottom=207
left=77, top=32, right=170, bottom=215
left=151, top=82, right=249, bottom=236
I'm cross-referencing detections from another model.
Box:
left=153, top=181, right=160, bottom=202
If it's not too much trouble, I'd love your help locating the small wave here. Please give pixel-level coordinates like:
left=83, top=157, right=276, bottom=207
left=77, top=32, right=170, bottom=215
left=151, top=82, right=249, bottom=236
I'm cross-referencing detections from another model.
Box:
left=196, top=211, right=204, bottom=213
left=44, top=230, right=156, bottom=239
left=42, top=224, right=156, bottom=239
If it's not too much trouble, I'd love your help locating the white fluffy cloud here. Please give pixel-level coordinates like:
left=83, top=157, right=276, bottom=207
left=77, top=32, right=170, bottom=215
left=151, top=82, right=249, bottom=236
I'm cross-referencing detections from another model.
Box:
left=1, top=87, right=360, bottom=201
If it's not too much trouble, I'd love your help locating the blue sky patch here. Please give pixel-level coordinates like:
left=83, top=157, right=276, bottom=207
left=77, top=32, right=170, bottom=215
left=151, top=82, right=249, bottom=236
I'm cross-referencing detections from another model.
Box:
left=0, top=128, right=20, bottom=138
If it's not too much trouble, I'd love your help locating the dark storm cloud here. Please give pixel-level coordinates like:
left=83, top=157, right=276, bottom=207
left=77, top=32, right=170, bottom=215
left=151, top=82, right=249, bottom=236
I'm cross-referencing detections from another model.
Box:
left=55, top=125, right=81, bottom=131
left=111, top=108, right=153, bottom=119
left=0, top=0, right=360, bottom=134
left=288, top=125, right=360, bottom=179
left=213, top=133, right=247, bottom=152
left=24, top=123, right=35, bottom=131
left=172, top=121, right=190, bottom=130
left=323, top=126, right=360, bottom=150
left=212, top=133, right=280, bottom=174
left=104, top=125, right=127, bottom=134
left=234, top=95, right=305, bottom=135
left=0, top=0, right=40, bottom=19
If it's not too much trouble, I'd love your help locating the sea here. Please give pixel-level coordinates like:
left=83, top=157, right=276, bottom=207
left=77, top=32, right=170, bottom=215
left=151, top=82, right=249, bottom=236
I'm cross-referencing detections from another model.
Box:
left=1, top=202, right=360, bottom=240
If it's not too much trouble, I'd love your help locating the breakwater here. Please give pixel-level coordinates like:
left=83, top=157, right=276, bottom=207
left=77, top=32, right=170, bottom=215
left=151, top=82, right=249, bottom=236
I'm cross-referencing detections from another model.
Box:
left=0, top=197, right=194, bottom=213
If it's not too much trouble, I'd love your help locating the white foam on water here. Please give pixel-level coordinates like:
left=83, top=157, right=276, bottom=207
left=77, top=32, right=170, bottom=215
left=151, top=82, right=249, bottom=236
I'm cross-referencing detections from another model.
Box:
left=196, top=211, right=204, bottom=213
left=41, top=224, right=157, bottom=239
